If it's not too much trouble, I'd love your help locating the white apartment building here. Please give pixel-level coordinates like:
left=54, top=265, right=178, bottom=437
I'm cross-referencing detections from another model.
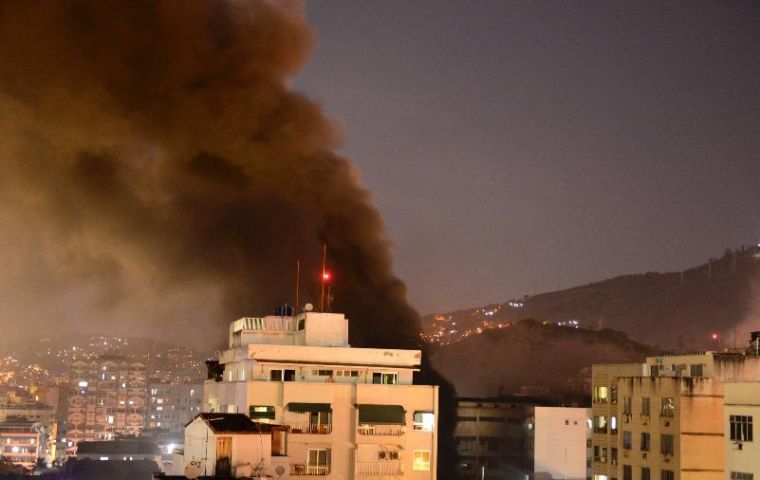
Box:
left=147, top=381, right=203, bottom=434
left=533, top=406, right=592, bottom=480
left=724, top=382, right=758, bottom=480
left=203, top=310, right=439, bottom=478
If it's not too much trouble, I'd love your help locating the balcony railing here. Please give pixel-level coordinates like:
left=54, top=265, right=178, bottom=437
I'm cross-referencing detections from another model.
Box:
left=291, top=464, right=330, bottom=476
left=288, top=424, right=332, bottom=435
left=356, top=462, right=403, bottom=476
left=357, top=424, right=405, bottom=436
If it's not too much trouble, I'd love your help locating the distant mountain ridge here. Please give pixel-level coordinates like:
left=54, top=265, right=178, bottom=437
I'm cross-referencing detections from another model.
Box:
left=423, top=245, right=760, bottom=351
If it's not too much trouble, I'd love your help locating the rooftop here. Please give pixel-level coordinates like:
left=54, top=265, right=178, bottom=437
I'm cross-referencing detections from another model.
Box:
left=76, top=439, right=161, bottom=455
left=192, top=413, right=280, bottom=434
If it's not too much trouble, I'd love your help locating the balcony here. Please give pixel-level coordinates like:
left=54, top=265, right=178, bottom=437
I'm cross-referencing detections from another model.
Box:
left=356, top=462, right=403, bottom=477
left=358, top=424, right=405, bottom=436
left=291, top=464, right=330, bottom=476
left=288, top=424, right=332, bottom=435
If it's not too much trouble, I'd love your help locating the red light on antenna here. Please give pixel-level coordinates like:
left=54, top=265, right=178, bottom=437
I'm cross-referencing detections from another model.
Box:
left=711, top=333, right=719, bottom=340
left=322, top=272, right=331, bottom=281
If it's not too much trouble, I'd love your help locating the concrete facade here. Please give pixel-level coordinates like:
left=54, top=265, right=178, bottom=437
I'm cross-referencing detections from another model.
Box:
left=533, top=407, right=591, bottom=480
left=203, top=310, right=439, bottom=479
left=723, top=382, right=759, bottom=480
left=592, top=353, right=760, bottom=480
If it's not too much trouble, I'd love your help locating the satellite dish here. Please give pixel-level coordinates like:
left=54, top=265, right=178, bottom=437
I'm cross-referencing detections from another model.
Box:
left=304, top=303, right=314, bottom=312
left=275, top=465, right=286, bottom=478
left=185, top=461, right=203, bottom=480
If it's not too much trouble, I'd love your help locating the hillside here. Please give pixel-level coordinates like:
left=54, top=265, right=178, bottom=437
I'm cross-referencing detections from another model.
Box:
left=423, top=245, right=760, bottom=350
left=428, top=321, right=659, bottom=397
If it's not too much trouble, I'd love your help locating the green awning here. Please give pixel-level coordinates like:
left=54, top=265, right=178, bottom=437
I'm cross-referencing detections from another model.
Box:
left=358, top=404, right=405, bottom=425
left=286, top=402, right=332, bottom=413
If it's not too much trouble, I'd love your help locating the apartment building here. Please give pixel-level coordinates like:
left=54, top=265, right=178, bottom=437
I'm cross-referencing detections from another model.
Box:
left=0, top=420, right=43, bottom=470
left=146, top=381, right=203, bottom=434
left=65, top=355, right=147, bottom=453
left=454, top=397, right=534, bottom=479
left=203, top=310, right=439, bottom=478
left=723, top=382, right=758, bottom=480
left=592, top=350, right=760, bottom=480
left=533, top=406, right=592, bottom=480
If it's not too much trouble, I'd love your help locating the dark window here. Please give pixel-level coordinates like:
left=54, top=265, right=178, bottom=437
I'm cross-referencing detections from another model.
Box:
left=661, top=434, right=674, bottom=455
left=730, top=415, right=753, bottom=442
left=641, top=397, right=650, bottom=416
left=269, top=369, right=282, bottom=381
left=623, top=397, right=632, bottom=415
left=297, top=319, right=306, bottom=330
left=642, top=468, right=651, bottom=480
left=623, top=431, right=632, bottom=449
left=284, top=369, right=296, bottom=382
left=318, top=369, right=333, bottom=377
left=730, top=473, right=753, bottom=480
left=623, top=465, right=632, bottom=480
left=690, top=364, right=704, bottom=377
left=661, top=470, right=674, bottom=480
left=641, top=432, right=650, bottom=451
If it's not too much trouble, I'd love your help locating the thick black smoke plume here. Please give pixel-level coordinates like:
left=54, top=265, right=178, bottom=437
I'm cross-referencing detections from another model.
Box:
left=0, top=0, right=422, bottom=349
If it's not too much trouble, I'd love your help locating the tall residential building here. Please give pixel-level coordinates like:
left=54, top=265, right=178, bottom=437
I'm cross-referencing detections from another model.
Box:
left=592, top=350, right=760, bottom=480
left=65, top=355, right=147, bottom=454
left=146, top=381, right=203, bottom=434
left=0, top=420, right=44, bottom=470
left=203, top=310, right=439, bottom=478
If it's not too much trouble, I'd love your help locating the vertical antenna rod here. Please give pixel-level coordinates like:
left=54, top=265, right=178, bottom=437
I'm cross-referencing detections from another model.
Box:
left=295, top=260, right=301, bottom=315
left=319, top=243, right=327, bottom=312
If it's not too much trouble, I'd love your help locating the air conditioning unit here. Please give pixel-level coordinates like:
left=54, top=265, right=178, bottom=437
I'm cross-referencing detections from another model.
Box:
left=731, top=442, right=743, bottom=451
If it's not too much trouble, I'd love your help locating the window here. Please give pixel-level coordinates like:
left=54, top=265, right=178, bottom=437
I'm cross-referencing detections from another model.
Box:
left=642, top=468, right=651, bottom=480
left=414, top=412, right=435, bottom=431
left=641, top=397, right=650, bottom=416
left=270, top=369, right=282, bottom=381
left=623, top=465, right=632, bottom=480
left=610, top=416, right=618, bottom=433
left=731, top=473, right=753, bottom=480
left=661, top=434, right=674, bottom=455
left=690, top=364, right=704, bottom=377
left=413, top=450, right=431, bottom=471
left=661, top=470, right=674, bottom=480
left=611, top=448, right=618, bottom=465
left=611, top=385, right=618, bottom=404
left=623, top=397, right=632, bottom=415
left=308, top=448, right=330, bottom=471
left=317, top=369, right=333, bottom=377
left=622, top=431, right=632, bottom=449
left=594, top=416, right=608, bottom=433
left=249, top=405, right=275, bottom=420
left=372, top=372, right=398, bottom=384
left=641, top=432, right=650, bottom=451
left=298, top=319, right=306, bottom=330
left=730, top=415, right=753, bottom=442
left=661, top=398, right=675, bottom=417
left=284, top=369, right=296, bottom=382
left=594, top=386, right=609, bottom=403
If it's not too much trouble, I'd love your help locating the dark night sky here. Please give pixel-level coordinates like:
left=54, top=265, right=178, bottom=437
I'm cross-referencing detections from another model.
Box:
left=295, top=1, right=760, bottom=314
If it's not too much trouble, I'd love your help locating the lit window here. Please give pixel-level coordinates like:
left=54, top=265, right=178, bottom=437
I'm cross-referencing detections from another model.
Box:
left=107, top=415, right=115, bottom=424
left=413, top=450, right=431, bottom=471
left=413, top=412, right=435, bottom=431
left=99, top=456, right=109, bottom=461
left=78, top=381, right=88, bottom=387
left=593, top=386, right=608, bottom=403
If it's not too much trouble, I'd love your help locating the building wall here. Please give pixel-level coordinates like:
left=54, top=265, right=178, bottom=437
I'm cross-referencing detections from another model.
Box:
left=533, top=407, right=591, bottom=480
left=723, top=382, right=760, bottom=480
left=183, top=419, right=271, bottom=477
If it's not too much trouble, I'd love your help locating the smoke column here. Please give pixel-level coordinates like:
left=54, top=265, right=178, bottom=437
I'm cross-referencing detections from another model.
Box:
left=0, top=0, right=420, bottom=349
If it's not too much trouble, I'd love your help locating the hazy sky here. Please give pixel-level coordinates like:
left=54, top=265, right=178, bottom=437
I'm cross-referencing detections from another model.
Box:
left=296, top=1, right=760, bottom=314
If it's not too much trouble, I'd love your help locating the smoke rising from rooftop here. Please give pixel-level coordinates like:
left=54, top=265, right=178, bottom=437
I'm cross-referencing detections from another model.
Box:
left=0, top=0, right=420, bottom=349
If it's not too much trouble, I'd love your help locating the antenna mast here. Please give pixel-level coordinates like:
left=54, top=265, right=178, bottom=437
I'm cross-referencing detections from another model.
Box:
left=295, top=260, right=301, bottom=314
left=319, top=244, right=327, bottom=312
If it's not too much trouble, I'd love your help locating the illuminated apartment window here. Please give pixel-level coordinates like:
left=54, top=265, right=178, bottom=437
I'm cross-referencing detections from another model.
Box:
left=730, top=415, right=753, bottom=442
left=372, top=372, right=398, bottom=385
left=610, top=416, right=618, bottom=433
left=593, top=386, right=608, bottom=403
left=660, top=398, right=675, bottom=417
left=593, top=416, right=608, bottom=433
left=413, top=412, right=435, bottom=431
left=413, top=450, right=431, bottom=471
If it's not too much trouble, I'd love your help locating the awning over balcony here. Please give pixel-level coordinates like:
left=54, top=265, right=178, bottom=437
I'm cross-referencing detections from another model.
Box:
left=357, top=404, right=405, bottom=425
left=286, top=402, right=332, bottom=413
